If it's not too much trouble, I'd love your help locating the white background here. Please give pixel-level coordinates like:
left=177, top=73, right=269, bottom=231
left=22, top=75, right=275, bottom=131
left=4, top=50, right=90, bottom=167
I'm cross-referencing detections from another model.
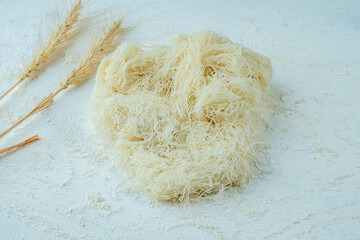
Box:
left=0, top=0, right=359, bottom=239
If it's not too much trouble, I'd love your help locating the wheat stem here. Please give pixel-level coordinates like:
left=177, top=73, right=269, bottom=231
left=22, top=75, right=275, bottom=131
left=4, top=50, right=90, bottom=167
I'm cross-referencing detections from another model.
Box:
left=0, top=135, right=39, bottom=155
left=0, top=0, right=83, bottom=102
left=0, top=79, right=23, bottom=101
left=0, top=94, right=54, bottom=139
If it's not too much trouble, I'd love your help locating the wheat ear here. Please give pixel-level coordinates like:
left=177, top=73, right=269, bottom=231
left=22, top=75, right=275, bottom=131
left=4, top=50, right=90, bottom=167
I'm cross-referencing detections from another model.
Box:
left=58, top=20, right=126, bottom=93
left=0, top=0, right=83, bottom=102
left=0, top=135, right=39, bottom=155
left=0, top=20, right=125, bottom=140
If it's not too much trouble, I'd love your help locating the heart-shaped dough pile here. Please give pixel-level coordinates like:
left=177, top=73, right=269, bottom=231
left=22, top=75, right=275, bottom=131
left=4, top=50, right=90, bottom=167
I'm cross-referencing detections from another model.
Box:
left=91, top=31, right=272, bottom=201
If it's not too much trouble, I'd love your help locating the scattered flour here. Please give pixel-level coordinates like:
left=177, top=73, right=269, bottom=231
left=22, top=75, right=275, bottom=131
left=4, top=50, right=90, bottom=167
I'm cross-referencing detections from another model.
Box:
left=1, top=0, right=359, bottom=239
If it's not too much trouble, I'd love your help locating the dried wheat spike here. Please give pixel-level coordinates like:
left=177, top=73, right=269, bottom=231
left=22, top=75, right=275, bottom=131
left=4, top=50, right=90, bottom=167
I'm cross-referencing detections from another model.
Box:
left=0, top=0, right=83, bottom=101
left=0, top=135, right=39, bottom=155
left=59, top=20, right=125, bottom=91
left=0, top=20, right=126, bottom=140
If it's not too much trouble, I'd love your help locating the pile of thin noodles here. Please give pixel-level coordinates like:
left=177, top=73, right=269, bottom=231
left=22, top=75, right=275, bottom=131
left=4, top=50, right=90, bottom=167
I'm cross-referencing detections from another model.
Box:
left=91, top=31, right=272, bottom=201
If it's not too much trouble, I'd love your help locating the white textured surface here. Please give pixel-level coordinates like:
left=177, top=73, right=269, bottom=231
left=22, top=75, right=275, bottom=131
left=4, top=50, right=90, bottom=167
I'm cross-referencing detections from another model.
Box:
left=0, top=0, right=359, bottom=239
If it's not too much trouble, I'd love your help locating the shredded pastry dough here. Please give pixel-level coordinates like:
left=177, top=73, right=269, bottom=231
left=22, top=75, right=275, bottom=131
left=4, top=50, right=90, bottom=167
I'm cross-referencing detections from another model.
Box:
left=91, top=31, right=272, bottom=201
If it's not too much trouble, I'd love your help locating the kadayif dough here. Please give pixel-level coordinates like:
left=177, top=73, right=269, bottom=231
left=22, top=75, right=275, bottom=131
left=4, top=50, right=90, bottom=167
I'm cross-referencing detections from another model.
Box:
left=91, top=31, right=272, bottom=201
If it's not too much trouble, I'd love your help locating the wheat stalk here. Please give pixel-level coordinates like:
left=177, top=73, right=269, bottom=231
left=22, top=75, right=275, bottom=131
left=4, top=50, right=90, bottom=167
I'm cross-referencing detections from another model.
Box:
left=0, top=135, right=39, bottom=155
left=0, top=94, right=54, bottom=139
left=0, top=0, right=84, bottom=102
left=0, top=20, right=125, bottom=141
